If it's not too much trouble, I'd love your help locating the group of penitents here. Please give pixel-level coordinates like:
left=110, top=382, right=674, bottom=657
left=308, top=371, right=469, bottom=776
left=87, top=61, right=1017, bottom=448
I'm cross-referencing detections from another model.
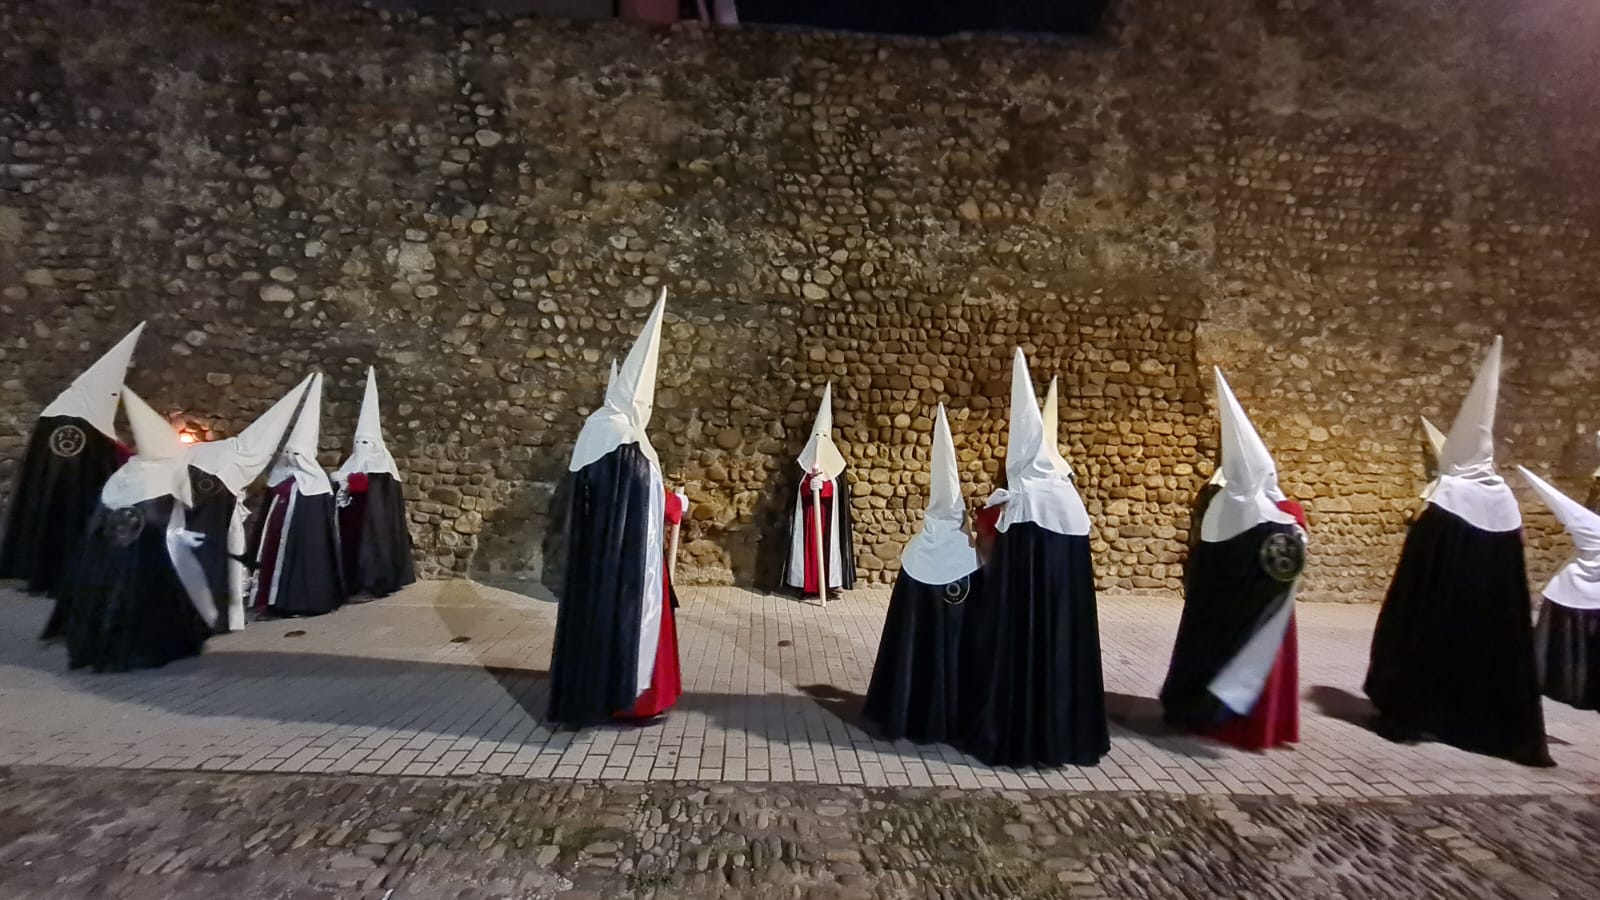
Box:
left=0, top=322, right=416, bottom=673
left=2, top=293, right=1596, bottom=772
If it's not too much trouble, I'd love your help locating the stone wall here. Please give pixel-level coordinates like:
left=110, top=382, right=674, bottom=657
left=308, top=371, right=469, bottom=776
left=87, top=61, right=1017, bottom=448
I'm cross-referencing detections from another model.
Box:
left=1, top=0, right=1597, bottom=599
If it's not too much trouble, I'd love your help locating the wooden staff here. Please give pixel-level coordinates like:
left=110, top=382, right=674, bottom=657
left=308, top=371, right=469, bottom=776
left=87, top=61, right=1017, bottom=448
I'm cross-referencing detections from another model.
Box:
left=811, top=475, right=828, bottom=607
left=668, top=520, right=681, bottom=585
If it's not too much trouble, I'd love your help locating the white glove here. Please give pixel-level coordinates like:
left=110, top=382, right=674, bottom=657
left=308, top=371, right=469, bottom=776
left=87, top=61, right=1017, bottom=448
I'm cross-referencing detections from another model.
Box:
left=174, top=529, right=207, bottom=549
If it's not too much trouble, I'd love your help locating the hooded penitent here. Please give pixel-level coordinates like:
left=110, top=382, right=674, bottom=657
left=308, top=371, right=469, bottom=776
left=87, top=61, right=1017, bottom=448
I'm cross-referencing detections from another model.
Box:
left=54, top=389, right=218, bottom=673
left=784, top=382, right=857, bottom=595
left=1, top=323, right=144, bottom=596
left=1365, top=337, right=1552, bottom=766
left=1160, top=369, right=1306, bottom=750
left=864, top=404, right=983, bottom=743
left=184, top=374, right=311, bottom=631
left=959, top=348, right=1107, bottom=768
left=332, top=367, right=416, bottom=599
left=548, top=289, right=682, bottom=728
left=251, top=373, right=347, bottom=617
left=1519, top=467, right=1600, bottom=712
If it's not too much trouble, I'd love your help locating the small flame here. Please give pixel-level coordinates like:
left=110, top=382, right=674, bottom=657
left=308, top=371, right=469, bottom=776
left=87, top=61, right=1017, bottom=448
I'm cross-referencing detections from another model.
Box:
left=179, top=431, right=197, bottom=444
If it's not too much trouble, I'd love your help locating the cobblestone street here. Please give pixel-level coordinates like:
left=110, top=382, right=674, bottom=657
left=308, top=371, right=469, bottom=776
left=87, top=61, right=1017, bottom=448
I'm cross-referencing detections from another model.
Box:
left=4, top=581, right=1600, bottom=897
left=3, top=582, right=1599, bottom=795
left=3, top=766, right=1598, bottom=899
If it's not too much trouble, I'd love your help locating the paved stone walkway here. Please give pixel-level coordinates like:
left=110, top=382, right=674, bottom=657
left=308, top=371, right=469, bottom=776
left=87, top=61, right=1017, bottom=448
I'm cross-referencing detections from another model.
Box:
left=2, top=582, right=1600, bottom=796
left=2, top=766, right=1598, bottom=899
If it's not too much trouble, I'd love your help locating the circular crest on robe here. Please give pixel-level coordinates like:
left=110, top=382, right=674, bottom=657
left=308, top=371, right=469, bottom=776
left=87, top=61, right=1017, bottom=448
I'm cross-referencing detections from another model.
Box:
left=1259, top=531, right=1307, bottom=583
left=193, top=472, right=223, bottom=499
left=107, top=508, right=145, bottom=547
left=941, top=576, right=972, bottom=606
left=49, top=424, right=88, bottom=458
left=336, top=486, right=353, bottom=509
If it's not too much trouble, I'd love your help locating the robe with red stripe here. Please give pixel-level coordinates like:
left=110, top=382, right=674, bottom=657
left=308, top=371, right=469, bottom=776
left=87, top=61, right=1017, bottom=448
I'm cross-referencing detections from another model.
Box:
left=1201, top=499, right=1305, bottom=751
left=799, top=474, right=836, bottom=593
left=622, top=488, right=684, bottom=719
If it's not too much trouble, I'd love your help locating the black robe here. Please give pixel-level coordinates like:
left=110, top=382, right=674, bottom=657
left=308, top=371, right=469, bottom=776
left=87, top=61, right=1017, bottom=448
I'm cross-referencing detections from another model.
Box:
left=337, top=473, right=417, bottom=598
left=186, top=465, right=237, bottom=629
left=252, top=481, right=346, bottom=617
left=785, top=474, right=857, bottom=593
left=1365, top=505, right=1552, bottom=766
left=546, top=443, right=653, bottom=728
left=863, top=568, right=980, bottom=743
left=1, top=415, right=123, bottom=597
left=959, top=523, right=1108, bottom=767
left=60, top=497, right=212, bottom=673
left=1161, top=521, right=1301, bottom=728
left=1535, top=599, right=1600, bottom=712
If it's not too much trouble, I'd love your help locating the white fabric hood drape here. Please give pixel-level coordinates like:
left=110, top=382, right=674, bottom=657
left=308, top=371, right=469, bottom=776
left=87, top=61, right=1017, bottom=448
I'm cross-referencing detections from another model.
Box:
left=569, top=289, right=667, bottom=472
left=989, top=348, right=1090, bottom=536
left=101, top=389, right=192, bottom=509
left=40, top=322, right=145, bottom=440
left=1418, top=415, right=1447, bottom=499
left=1201, top=368, right=1296, bottom=543
left=187, top=374, right=312, bottom=497
left=1040, top=376, right=1074, bottom=478
left=796, top=382, right=848, bottom=480
left=1425, top=336, right=1521, bottom=533
left=267, top=372, right=334, bottom=497
left=1518, top=467, right=1600, bottom=610
left=900, top=404, right=980, bottom=585
left=334, top=367, right=401, bottom=481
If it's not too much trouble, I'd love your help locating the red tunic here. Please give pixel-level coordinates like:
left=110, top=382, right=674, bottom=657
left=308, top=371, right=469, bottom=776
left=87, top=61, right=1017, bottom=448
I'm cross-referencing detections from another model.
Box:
left=622, top=488, right=684, bottom=719
left=1202, top=499, right=1307, bottom=751
left=799, top=474, right=836, bottom=594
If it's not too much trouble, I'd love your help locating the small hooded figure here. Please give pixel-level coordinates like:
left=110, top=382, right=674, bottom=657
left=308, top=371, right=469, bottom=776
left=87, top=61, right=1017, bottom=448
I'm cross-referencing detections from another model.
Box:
left=864, top=404, right=983, bottom=743
left=332, top=367, right=416, bottom=599
left=784, top=383, right=857, bottom=600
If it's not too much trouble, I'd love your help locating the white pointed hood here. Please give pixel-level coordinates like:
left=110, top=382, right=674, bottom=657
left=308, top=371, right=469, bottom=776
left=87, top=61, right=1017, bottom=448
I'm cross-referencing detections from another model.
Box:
left=900, top=404, right=980, bottom=584
left=334, top=367, right=401, bottom=481
left=1518, top=467, right=1600, bottom=610
left=267, top=372, right=333, bottom=496
left=101, top=389, right=192, bottom=509
left=606, top=358, right=619, bottom=394
left=796, top=382, right=848, bottom=480
left=569, top=288, right=666, bottom=471
left=1040, top=376, right=1073, bottom=477
left=40, top=322, right=145, bottom=440
left=1425, top=337, right=1520, bottom=532
left=1202, top=369, right=1296, bottom=542
left=187, top=374, right=313, bottom=497
left=989, top=348, right=1090, bottom=536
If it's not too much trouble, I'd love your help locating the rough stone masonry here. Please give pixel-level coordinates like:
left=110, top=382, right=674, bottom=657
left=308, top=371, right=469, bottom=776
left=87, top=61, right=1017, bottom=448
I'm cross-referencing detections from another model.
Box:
left=0, top=0, right=1596, bottom=598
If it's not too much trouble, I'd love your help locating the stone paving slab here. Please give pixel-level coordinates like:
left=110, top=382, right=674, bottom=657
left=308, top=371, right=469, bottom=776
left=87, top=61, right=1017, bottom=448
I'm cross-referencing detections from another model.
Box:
left=2, top=766, right=1598, bottom=899
left=2, top=581, right=1599, bottom=797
